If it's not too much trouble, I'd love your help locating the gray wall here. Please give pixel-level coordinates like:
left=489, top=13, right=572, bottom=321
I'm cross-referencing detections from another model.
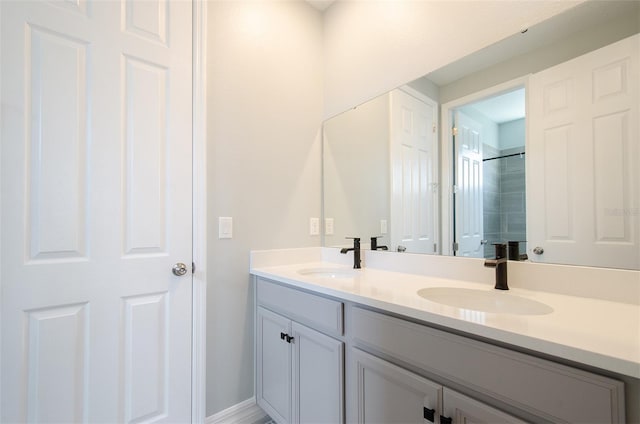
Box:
left=323, top=94, right=390, bottom=248
left=439, top=10, right=639, bottom=103
left=206, top=1, right=323, bottom=415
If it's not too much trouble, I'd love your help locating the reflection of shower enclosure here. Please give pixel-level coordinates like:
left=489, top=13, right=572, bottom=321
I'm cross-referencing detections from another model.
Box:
left=482, top=144, right=527, bottom=258
left=453, top=90, right=527, bottom=259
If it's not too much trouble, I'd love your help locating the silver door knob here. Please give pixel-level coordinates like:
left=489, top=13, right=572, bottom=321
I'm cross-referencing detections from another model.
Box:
left=172, top=262, right=188, bottom=276
left=532, top=247, right=544, bottom=255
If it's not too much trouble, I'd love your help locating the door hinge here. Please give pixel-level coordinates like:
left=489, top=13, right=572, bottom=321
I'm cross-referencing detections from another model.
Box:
left=452, top=242, right=459, bottom=252
left=432, top=124, right=436, bottom=133
left=452, top=185, right=458, bottom=194
left=433, top=243, right=437, bottom=252
left=192, top=262, right=196, bottom=274
left=452, top=126, right=458, bottom=136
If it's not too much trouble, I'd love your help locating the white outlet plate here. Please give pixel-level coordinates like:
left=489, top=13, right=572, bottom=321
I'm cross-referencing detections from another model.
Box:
left=325, top=218, right=334, bottom=235
left=309, top=217, right=320, bottom=236
left=380, top=219, right=388, bottom=234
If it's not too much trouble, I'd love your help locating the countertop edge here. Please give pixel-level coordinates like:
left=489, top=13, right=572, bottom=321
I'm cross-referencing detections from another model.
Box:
left=250, top=267, right=640, bottom=380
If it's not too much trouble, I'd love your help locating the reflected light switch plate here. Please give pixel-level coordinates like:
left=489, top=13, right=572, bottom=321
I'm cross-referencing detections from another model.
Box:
left=380, top=219, right=388, bottom=234
left=219, top=217, right=233, bottom=239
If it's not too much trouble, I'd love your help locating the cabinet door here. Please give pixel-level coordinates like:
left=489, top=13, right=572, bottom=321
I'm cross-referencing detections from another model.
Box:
left=352, top=348, right=442, bottom=424
left=257, top=307, right=292, bottom=423
left=442, top=388, right=526, bottom=424
left=292, top=322, right=344, bottom=424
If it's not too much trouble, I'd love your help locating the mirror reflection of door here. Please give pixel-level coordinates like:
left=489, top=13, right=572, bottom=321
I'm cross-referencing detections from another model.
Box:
left=389, top=88, right=438, bottom=254
left=453, top=111, right=484, bottom=257
left=453, top=89, right=526, bottom=259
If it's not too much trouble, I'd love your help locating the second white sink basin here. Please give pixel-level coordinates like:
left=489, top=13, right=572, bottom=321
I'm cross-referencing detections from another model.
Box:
left=417, top=287, right=553, bottom=315
left=297, top=267, right=356, bottom=279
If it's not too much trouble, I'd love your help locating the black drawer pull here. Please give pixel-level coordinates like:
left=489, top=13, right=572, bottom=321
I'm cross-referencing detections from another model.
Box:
left=440, top=415, right=452, bottom=424
left=423, top=407, right=435, bottom=422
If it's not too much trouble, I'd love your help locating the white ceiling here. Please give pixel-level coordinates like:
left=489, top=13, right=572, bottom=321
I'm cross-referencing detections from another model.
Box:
left=305, top=0, right=336, bottom=12
left=466, top=88, right=525, bottom=124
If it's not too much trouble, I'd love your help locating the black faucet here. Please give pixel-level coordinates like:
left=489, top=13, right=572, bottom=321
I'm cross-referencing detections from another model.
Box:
left=508, top=241, right=528, bottom=261
left=340, top=237, right=361, bottom=269
left=484, top=243, right=508, bottom=290
left=370, top=236, right=388, bottom=251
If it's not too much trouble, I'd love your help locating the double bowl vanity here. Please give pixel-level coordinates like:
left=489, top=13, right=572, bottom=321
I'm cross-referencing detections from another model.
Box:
left=250, top=248, right=639, bottom=424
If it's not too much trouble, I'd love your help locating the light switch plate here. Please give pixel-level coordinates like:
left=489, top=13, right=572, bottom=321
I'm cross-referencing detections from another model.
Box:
left=325, top=218, right=334, bottom=235
left=309, top=217, right=320, bottom=236
left=219, top=217, right=233, bottom=239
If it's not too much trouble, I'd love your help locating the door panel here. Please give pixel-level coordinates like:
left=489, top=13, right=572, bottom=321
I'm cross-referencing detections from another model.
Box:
left=390, top=88, right=439, bottom=254
left=257, top=307, right=292, bottom=424
left=454, top=111, right=484, bottom=258
left=123, top=56, right=169, bottom=256
left=26, top=26, right=90, bottom=262
left=122, top=293, right=169, bottom=422
left=26, top=303, right=90, bottom=423
left=352, top=348, right=442, bottom=424
left=528, top=34, right=639, bottom=269
left=292, top=322, right=344, bottom=424
left=1, top=1, right=193, bottom=422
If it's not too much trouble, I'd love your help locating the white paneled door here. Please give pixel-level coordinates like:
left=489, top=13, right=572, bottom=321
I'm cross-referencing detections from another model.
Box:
left=390, top=88, right=439, bottom=254
left=1, top=1, right=193, bottom=422
left=528, top=34, right=639, bottom=269
left=454, top=111, right=484, bottom=258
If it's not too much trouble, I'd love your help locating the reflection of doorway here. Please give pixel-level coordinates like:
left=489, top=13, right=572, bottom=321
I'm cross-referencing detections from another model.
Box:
left=444, top=82, right=526, bottom=258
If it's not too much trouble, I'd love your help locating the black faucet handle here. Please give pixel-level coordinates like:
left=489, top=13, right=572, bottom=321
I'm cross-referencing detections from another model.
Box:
left=492, top=243, right=507, bottom=259
left=370, top=236, right=389, bottom=251
left=508, top=241, right=528, bottom=261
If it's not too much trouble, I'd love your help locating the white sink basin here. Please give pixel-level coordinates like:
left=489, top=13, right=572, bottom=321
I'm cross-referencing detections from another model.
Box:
left=297, top=267, right=356, bottom=279
left=417, top=287, right=553, bottom=315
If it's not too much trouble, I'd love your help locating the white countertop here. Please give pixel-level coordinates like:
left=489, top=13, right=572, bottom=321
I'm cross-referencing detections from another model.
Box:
left=251, top=259, right=640, bottom=379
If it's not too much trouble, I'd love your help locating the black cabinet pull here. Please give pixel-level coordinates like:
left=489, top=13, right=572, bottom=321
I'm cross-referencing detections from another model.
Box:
left=285, top=335, right=294, bottom=343
left=280, top=332, right=286, bottom=340
left=423, top=407, right=435, bottom=422
left=440, top=415, right=452, bottom=424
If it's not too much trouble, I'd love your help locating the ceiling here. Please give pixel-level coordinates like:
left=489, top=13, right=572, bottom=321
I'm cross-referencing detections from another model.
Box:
left=465, top=88, right=525, bottom=124
left=305, top=0, right=336, bottom=12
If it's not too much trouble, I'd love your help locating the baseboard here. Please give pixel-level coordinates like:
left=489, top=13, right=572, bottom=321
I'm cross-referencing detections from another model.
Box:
left=205, top=398, right=269, bottom=424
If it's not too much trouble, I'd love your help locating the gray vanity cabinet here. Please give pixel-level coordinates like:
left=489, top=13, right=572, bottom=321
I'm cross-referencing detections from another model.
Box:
left=256, top=278, right=345, bottom=424
left=254, top=277, right=625, bottom=423
left=351, top=348, right=525, bottom=424
left=349, top=306, right=625, bottom=423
